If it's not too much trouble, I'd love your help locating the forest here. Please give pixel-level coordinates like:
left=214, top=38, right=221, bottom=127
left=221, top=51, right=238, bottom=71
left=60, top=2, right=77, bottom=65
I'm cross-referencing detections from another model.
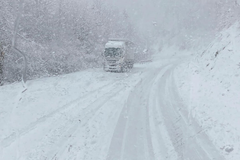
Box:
left=0, top=0, right=142, bottom=84
left=0, top=0, right=239, bottom=85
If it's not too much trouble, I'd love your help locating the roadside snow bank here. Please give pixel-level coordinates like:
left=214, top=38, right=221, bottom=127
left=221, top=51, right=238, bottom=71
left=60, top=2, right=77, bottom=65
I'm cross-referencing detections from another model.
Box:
left=175, top=23, right=240, bottom=160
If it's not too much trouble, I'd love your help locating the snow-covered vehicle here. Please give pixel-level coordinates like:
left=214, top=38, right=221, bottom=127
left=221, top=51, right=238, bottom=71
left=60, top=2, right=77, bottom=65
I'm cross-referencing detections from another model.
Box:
left=103, top=39, right=135, bottom=72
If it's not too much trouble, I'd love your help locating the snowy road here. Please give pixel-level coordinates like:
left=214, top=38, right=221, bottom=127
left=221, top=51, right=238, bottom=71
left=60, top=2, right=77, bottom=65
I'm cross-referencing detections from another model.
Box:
left=0, top=56, right=225, bottom=160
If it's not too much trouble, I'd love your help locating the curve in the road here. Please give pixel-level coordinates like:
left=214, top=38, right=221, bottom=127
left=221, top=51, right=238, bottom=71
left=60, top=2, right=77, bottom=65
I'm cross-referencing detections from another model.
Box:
left=106, top=65, right=172, bottom=160
left=156, top=67, right=225, bottom=160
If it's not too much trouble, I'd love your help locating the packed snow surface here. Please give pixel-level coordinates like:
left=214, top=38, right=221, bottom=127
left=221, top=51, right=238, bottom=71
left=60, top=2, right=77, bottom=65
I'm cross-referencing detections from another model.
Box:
left=0, top=24, right=240, bottom=160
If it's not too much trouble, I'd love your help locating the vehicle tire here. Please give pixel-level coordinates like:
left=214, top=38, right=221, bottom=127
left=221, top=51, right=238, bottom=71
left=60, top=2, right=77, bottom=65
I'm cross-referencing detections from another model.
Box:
left=120, top=67, right=123, bottom=73
left=103, top=64, right=108, bottom=72
left=130, top=63, right=134, bottom=69
left=121, top=64, right=128, bottom=73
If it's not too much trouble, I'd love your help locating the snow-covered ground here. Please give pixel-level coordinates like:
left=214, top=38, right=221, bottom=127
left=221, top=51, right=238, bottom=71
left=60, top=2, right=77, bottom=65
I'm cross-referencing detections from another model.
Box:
left=0, top=24, right=239, bottom=160
left=175, top=23, right=240, bottom=160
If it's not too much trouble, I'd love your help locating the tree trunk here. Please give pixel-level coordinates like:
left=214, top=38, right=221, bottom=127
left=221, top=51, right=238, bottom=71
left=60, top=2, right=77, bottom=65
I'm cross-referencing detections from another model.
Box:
left=0, top=49, right=4, bottom=86
left=12, top=0, right=28, bottom=85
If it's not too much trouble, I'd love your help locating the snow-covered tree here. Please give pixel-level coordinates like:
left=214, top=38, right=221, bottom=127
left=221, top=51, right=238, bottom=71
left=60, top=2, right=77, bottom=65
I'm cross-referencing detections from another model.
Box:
left=0, top=0, right=138, bottom=84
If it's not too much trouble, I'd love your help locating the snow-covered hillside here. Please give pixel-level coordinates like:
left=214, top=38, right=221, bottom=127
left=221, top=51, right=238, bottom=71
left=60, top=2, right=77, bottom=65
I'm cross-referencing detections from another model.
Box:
left=175, top=23, right=240, bottom=160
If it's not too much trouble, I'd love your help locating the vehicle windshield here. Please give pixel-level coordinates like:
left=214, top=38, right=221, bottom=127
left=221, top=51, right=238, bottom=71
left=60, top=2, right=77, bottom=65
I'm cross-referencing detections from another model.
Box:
left=104, top=48, right=122, bottom=57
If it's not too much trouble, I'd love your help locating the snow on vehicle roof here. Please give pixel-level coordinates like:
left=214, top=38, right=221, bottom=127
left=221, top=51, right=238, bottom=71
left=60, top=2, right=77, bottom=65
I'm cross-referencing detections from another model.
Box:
left=105, top=41, right=125, bottom=48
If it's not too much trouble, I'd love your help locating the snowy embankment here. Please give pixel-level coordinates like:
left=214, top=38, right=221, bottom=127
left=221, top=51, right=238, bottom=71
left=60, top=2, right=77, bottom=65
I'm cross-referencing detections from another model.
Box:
left=175, top=23, right=240, bottom=160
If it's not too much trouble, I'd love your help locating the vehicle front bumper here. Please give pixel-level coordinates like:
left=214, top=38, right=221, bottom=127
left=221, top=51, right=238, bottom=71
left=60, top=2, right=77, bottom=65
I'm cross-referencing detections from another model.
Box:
left=103, top=64, right=122, bottom=72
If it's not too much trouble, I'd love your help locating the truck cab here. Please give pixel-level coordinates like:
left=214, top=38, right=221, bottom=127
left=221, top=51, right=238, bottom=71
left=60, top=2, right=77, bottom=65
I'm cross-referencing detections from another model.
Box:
left=103, top=39, right=134, bottom=72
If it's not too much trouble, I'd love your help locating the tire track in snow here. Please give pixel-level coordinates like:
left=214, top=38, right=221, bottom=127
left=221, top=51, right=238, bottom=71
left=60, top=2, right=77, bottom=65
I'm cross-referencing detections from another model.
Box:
left=156, top=66, right=225, bottom=160
left=106, top=65, right=171, bottom=160
left=23, top=83, right=127, bottom=160
left=57, top=87, right=132, bottom=160
left=148, top=66, right=179, bottom=160
left=0, top=78, right=128, bottom=150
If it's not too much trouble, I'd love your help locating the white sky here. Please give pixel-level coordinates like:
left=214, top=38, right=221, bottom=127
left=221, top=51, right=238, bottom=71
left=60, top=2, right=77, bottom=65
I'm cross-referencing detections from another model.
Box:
left=104, top=0, right=161, bottom=34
